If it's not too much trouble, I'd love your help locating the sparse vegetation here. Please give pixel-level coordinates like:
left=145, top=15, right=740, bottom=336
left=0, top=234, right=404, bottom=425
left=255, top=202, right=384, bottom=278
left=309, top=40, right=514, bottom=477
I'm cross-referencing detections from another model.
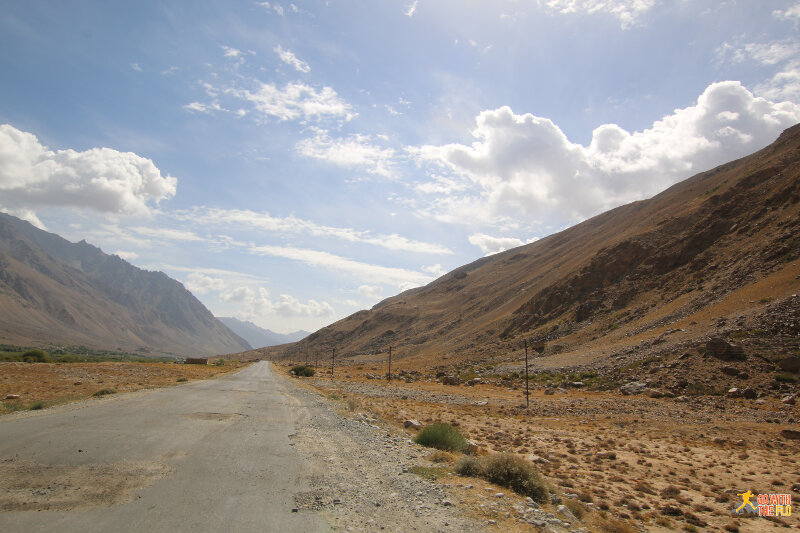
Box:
left=92, top=388, right=117, bottom=397
left=414, top=422, right=468, bottom=453
left=455, top=452, right=548, bottom=502
left=0, top=343, right=172, bottom=363
left=414, top=422, right=467, bottom=452
left=291, top=365, right=315, bottom=377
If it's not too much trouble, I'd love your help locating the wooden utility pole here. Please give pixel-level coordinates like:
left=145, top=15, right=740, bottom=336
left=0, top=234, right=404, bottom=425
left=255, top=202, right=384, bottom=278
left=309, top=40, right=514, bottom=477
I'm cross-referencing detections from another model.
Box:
left=331, top=347, right=335, bottom=377
left=524, top=339, right=530, bottom=408
left=387, top=346, right=392, bottom=382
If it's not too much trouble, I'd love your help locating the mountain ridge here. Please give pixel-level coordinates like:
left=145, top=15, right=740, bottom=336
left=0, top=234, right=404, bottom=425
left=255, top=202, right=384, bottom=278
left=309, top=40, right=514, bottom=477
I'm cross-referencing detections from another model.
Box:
left=217, top=317, right=308, bottom=348
left=0, top=213, right=251, bottom=356
left=255, top=123, right=800, bottom=369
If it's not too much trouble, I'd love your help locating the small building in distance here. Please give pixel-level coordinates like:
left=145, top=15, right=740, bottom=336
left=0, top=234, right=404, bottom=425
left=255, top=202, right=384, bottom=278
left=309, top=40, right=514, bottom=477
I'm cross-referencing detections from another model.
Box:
left=185, top=357, right=209, bottom=365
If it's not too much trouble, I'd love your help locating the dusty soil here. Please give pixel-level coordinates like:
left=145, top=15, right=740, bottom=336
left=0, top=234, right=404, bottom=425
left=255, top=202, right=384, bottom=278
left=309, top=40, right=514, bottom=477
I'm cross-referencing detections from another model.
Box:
left=0, top=459, right=173, bottom=512
left=282, top=363, right=800, bottom=532
left=0, top=361, right=239, bottom=414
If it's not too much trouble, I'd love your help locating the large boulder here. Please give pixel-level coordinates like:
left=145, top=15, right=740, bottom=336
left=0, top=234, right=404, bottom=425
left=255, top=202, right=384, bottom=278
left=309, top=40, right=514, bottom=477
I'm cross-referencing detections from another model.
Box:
left=779, top=357, right=800, bottom=373
left=706, top=338, right=745, bottom=360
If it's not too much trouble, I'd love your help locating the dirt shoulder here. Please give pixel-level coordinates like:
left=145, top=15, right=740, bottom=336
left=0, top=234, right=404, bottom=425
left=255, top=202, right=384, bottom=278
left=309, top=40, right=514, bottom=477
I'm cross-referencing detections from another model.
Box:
left=279, top=364, right=800, bottom=532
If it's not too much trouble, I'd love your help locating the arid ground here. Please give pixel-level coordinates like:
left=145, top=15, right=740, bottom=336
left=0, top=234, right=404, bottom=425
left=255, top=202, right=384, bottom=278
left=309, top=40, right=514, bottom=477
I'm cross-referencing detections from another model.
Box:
left=283, top=362, right=800, bottom=532
left=0, top=361, right=239, bottom=415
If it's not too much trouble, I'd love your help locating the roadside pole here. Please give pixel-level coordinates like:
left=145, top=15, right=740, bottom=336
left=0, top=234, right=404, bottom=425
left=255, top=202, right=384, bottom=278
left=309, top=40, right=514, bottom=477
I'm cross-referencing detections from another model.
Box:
left=524, top=339, right=530, bottom=408
left=331, top=347, right=335, bottom=377
left=387, top=345, right=392, bottom=382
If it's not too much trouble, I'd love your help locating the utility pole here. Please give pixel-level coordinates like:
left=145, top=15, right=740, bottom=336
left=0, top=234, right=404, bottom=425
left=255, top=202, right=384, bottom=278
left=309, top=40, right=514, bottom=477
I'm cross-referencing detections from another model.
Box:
left=314, top=351, right=318, bottom=373
left=387, top=346, right=392, bottom=382
left=331, top=347, right=335, bottom=377
left=524, top=339, right=530, bottom=408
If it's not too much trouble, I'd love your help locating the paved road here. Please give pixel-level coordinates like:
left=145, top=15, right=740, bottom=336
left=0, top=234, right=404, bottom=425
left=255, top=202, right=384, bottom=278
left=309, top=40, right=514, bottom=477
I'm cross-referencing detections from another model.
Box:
left=0, top=361, right=329, bottom=533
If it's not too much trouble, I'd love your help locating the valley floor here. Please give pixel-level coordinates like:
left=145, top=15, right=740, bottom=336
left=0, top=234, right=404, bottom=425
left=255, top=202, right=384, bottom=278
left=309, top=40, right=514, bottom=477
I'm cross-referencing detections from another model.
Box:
left=286, top=364, right=800, bottom=532
left=0, top=361, right=239, bottom=415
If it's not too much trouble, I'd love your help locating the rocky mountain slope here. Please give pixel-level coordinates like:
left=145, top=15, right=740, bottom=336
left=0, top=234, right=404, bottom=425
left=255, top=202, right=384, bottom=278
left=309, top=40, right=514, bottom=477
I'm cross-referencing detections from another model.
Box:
left=0, top=213, right=251, bottom=356
left=260, top=124, right=800, bottom=371
left=217, top=317, right=308, bottom=348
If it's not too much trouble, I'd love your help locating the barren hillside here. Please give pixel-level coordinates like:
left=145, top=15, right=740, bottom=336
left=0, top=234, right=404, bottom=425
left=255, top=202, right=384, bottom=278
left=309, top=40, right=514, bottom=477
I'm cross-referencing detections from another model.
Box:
left=0, top=214, right=251, bottom=356
left=258, top=124, right=800, bottom=371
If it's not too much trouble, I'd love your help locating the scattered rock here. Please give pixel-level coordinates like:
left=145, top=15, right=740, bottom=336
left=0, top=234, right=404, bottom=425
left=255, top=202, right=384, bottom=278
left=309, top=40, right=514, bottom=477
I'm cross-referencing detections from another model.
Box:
left=440, top=376, right=461, bottom=386
left=403, top=419, right=422, bottom=430
left=596, top=451, right=616, bottom=460
left=466, top=440, right=484, bottom=455
left=557, top=504, right=578, bottom=522
left=544, top=388, right=555, bottom=395
left=781, top=429, right=800, bottom=440
left=721, top=366, right=740, bottom=376
left=782, top=394, right=797, bottom=405
left=4, top=394, right=20, bottom=400
left=620, top=381, right=648, bottom=395
left=726, top=388, right=744, bottom=399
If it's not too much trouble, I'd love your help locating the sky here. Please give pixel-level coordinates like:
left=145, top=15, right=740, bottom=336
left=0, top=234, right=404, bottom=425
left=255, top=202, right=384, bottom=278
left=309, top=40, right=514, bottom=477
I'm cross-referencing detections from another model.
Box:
left=1, top=1, right=799, bottom=334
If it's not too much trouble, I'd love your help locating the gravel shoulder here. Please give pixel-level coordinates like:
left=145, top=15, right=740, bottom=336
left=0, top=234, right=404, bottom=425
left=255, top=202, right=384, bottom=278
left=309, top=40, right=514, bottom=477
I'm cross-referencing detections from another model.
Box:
left=277, top=372, right=487, bottom=532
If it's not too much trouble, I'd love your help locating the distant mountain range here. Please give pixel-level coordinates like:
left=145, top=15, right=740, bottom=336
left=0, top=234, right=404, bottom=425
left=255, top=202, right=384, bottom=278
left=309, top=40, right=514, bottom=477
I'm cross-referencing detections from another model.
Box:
left=0, top=213, right=251, bottom=356
left=217, top=317, right=308, bottom=348
left=260, top=124, right=800, bottom=368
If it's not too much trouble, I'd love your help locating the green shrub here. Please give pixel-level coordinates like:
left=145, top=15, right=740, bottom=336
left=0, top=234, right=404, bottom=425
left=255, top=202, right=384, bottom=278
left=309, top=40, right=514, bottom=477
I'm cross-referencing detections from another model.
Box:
left=414, top=423, right=468, bottom=452
left=22, top=349, right=50, bottom=363
left=29, top=401, right=45, bottom=410
left=482, top=453, right=549, bottom=503
left=776, top=373, right=797, bottom=383
left=291, top=365, right=315, bottom=377
left=455, top=455, right=482, bottom=477
left=176, top=377, right=188, bottom=382
left=92, top=388, right=116, bottom=397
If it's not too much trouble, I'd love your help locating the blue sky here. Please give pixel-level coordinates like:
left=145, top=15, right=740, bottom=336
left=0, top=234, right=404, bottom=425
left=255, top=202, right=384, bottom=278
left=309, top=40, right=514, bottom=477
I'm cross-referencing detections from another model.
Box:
left=1, top=1, right=799, bottom=333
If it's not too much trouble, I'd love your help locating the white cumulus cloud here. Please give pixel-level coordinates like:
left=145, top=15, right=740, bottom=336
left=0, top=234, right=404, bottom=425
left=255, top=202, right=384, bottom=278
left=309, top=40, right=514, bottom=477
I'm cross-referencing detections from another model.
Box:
left=185, top=272, right=227, bottom=295
left=274, top=45, right=310, bottom=73
left=296, top=128, right=396, bottom=178
left=358, top=284, right=383, bottom=299
left=540, top=0, right=655, bottom=29
left=221, top=286, right=333, bottom=318
left=468, top=234, right=538, bottom=255
left=228, top=82, right=354, bottom=122
left=0, top=124, right=177, bottom=222
left=409, top=81, right=800, bottom=226
left=774, top=2, right=800, bottom=23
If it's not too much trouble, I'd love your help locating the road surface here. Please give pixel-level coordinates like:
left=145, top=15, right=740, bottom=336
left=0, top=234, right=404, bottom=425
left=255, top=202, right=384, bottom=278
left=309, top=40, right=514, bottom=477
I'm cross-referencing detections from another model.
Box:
left=0, top=361, right=328, bottom=532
